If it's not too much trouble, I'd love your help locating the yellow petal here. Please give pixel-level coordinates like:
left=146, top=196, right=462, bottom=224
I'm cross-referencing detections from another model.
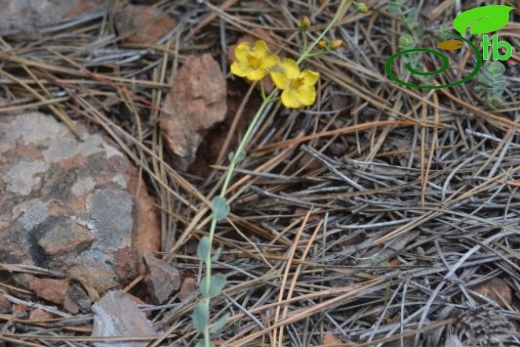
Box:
left=281, top=88, right=303, bottom=109
left=230, top=61, right=250, bottom=77
left=234, top=42, right=252, bottom=61
left=261, top=53, right=279, bottom=71
left=246, top=69, right=266, bottom=81
left=253, top=40, right=270, bottom=59
left=294, top=85, right=316, bottom=106
left=300, top=69, right=320, bottom=86
left=270, top=70, right=289, bottom=89
left=279, top=59, right=300, bottom=79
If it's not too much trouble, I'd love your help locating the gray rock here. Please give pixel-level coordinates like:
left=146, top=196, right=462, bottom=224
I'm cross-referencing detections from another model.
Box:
left=0, top=111, right=160, bottom=295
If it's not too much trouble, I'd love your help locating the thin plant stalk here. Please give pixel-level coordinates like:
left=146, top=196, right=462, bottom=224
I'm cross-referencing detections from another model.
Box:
left=198, top=1, right=351, bottom=346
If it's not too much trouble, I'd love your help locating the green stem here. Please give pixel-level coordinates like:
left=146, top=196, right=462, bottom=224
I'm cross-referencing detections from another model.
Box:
left=199, top=2, right=352, bottom=346
left=219, top=89, right=277, bottom=197
left=204, top=324, right=211, bottom=347
left=201, top=89, right=277, bottom=347
left=206, top=89, right=277, bottom=288
left=302, top=30, right=308, bottom=54
left=297, top=0, right=350, bottom=64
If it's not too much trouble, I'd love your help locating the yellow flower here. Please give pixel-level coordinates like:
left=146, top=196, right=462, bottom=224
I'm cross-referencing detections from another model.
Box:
left=270, top=59, right=320, bottom=109
left=230, top=40, right=279, bottom=81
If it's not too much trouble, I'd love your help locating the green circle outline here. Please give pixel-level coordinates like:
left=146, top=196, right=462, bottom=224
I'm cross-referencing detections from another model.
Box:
left=385, top=32, right=483, bottom=89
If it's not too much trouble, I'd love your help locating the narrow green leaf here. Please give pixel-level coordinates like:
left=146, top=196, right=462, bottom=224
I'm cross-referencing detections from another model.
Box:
left=211, top=247, right=222, bottom=262
left=211, top=196, right=230, bottom=221
left=209, top=274, right=227, bottom=298
left=228, top=151, right=235, bottom=162
left=197, top=237, right=211, bottom=261
left=234, top=151, right=246, bottom=163
left=209, top=313, right=229, bottom=334
left=453, top=5, right=514, bottom=35
left=404, top=7, right=418, bottom=21
left=192, top=302, right=209, bottom=332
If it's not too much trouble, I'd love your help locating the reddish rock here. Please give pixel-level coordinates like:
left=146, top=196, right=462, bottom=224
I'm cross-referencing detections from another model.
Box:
left=144, top=252, right=181, bottom=304
left=114, top=246, right=139, bottom=283
left=179, top=277, right=196, bottom=301
left=28, top=278, right=69, bottom=305
left=37, top=217, right=95, bottom=256
left=0, top=293, right=11, bottom=312
left=63, top=283, right=92, bottom=314
left=29, top=308, right=53, bottom=321
left=115, top=4, right=177, bottom=44
left=322, top=333, right=342, bottom=346
left=127, top=293, right=151, bottom=318
left=13, top=304, right=28, bottom=319
left=127, top=175, right=161, bottom=269
left=160, top=54, right=227, bottom=170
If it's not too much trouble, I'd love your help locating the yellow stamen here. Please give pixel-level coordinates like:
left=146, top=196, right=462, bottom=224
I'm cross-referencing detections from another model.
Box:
left=247, top=55, right=260, bottom=68
left=291, top=78, right=304, bottom=89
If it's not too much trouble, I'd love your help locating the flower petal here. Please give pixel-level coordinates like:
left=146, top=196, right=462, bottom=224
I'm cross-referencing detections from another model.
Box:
left=281, top=88, right=303, bottom=109
left=231, top=61, right=250, bottom=77
left=246, top=69, right=266, bottom=81
left=270, top=70, right=289, bottom=89
left=234, top=42, right=252, bottom=61
left=261, top=53, right=279, bottom=71
left=300, top=69, right=320, bottom=86
left=252, top=40, right=270, bottom=59
left=279, top=59, right=300, bottom=79
left=294, top=85, right=316, bottom=106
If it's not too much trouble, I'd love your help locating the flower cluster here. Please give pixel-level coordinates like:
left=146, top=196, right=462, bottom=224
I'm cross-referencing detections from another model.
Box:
left=230, top=40, right=319, bottom=109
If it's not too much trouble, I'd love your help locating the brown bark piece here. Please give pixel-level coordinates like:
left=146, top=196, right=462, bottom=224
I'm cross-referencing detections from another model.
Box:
left=160, top=54, right=227, bottom=170
left=472, top=277, right=512, bottom=308
left=144, top=252, right=181, bottom=304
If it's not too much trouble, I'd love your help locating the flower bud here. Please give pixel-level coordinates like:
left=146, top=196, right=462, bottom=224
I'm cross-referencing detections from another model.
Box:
left=331, top=40, right=343, bottom=49
left=356, top=3, right=369, bottom=13
left=299, top=16, right=311, bottom=30
left=318, top=40, right=328, bottom=50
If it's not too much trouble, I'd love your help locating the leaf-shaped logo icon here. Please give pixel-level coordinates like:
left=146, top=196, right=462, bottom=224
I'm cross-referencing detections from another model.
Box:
left=437, top=40, right=464, bottom=50
left=453, top=5, right=514, bottom=35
